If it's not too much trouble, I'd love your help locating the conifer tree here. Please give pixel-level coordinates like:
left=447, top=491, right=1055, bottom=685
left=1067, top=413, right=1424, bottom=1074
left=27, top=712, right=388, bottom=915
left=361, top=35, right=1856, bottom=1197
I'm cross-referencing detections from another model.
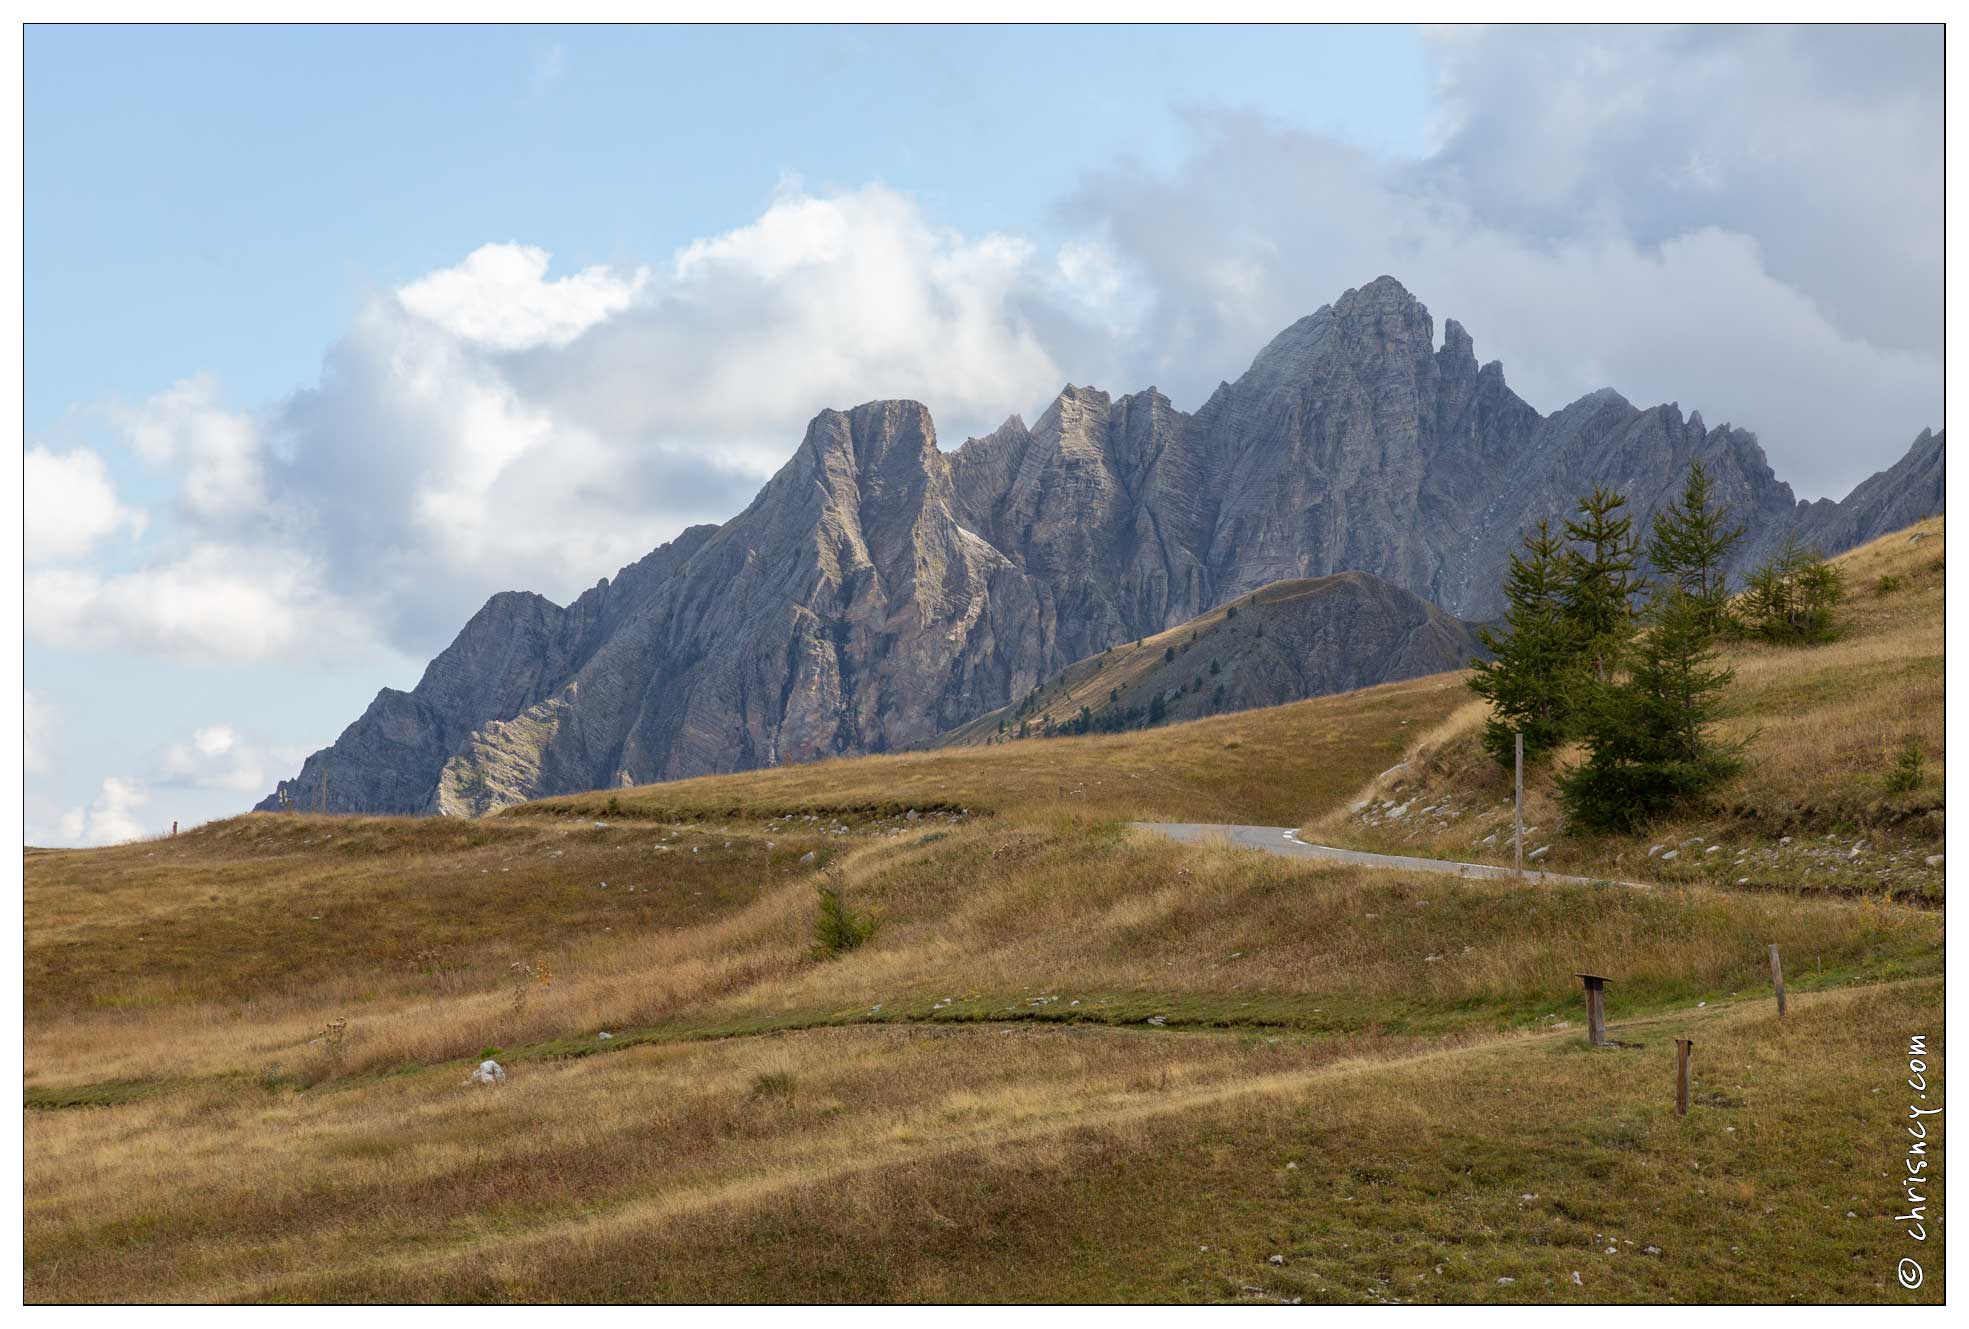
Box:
left=1555, top=586, right=1742, bottom=832
left=1467, top=519, right=1578, bottom=767
left=1560, top=485, right=1647, bottom=683
left=1646, top=460, right=1744, bottom=635
left=1740, top=536, right=1844, bottom=643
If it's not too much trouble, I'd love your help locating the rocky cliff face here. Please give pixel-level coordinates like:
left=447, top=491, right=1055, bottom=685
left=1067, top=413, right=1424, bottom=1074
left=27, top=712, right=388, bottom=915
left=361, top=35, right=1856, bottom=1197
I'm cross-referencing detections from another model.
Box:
left=260, top=276, right=1945, bottom=816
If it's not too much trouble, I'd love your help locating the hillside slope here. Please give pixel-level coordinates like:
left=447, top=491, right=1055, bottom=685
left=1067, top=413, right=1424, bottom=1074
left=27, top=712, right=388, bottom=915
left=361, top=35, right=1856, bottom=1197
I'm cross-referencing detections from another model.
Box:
left=1309, top=517, right=1946, bottom=899
left=259, top=277, right=1943, bottom=816
left=935, top=572, right=1481, bottom=745
left=27, top=744, right=1943, bottom=1302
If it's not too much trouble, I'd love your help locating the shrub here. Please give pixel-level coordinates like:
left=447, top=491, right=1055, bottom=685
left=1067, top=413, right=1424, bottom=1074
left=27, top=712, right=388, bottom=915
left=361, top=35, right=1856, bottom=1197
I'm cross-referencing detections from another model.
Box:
left=1885, top=738, right=1925, bottom=795
left=812, top=877, right=878, bottom=957
left=1877, top=574, right=1904, bottom=596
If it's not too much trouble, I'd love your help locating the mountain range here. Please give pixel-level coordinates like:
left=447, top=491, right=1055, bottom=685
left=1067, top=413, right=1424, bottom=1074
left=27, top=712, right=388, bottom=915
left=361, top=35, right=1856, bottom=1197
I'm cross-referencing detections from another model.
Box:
left=259, top=276, right=1944, bottom=816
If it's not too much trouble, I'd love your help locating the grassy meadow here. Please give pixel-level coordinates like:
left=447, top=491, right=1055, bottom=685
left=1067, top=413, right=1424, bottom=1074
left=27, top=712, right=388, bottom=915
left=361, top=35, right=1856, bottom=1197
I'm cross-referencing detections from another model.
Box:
left=22, top=522, right=1945, bottom=1304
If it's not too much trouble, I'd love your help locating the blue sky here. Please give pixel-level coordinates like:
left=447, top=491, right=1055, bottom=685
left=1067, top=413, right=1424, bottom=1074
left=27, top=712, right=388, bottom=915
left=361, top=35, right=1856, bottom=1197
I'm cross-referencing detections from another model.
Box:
left=26, top=24, right=1431, bottom=436
left=22, top=24, right=1943, bottom=844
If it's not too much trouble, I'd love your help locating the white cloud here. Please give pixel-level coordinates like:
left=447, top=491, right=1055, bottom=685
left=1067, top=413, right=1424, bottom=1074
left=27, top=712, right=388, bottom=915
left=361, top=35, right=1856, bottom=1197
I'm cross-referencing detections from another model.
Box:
left=24, top=445, right=145, bottom=561
left=107, top=374, right=266, bottom=522
left=1419, top=25, right=1941, bottom=355
left=153, top=723, right=270, bottom=794
left=397, top=242, right=648, bottom=352
left=57, top=775, right=151, bottom=847
left=25, top=543, right=383, bottom=666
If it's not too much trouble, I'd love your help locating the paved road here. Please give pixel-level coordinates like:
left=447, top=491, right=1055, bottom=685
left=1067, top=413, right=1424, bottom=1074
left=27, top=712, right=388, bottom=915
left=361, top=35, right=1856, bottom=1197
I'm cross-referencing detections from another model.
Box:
left=1131, top=822, right=1645, bottom=888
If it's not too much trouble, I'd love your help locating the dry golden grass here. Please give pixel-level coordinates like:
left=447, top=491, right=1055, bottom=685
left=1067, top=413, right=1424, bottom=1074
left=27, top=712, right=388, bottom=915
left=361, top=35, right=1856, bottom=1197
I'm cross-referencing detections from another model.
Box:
left=520, top=669, right=1472, bottom=828
left=28, top=815, right=1939, bottom=1097
left=1308, top=518, right=1945, bottom=898
left=26, top=975, right=1941, bottom=1303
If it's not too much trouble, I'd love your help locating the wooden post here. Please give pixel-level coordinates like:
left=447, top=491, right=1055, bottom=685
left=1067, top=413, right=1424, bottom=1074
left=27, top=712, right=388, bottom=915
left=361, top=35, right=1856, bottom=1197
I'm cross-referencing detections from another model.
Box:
left=1575, top=973, right=1610, bottom=1046
left=1675, top=1038, right=1693, bottom=1115
left=1769, top=943, right=1786, bottom=1018
left=1514, top=730, right=1525, bottom=878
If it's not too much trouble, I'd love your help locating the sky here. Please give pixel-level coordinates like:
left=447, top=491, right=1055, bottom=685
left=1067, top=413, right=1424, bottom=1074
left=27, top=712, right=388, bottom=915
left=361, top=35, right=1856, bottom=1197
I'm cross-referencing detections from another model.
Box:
left=23, top=23, right=1944, bottom=845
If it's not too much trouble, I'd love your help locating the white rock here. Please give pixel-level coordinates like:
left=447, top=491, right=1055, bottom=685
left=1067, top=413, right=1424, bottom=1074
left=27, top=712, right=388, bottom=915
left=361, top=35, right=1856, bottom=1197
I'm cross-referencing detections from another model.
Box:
left=470, top=1059, right=506, bottom=1084
left=1648, top=844, right=1665, bottom=857
left=1925, top=854, right=1944, bottom=868
left=1661, top=850, right=1678, bottom=861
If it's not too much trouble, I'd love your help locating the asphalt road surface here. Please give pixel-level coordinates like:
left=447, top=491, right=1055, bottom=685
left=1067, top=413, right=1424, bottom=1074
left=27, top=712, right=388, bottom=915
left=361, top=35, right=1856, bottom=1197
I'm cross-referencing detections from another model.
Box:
left=1131, top=822, right=1643, bottom=888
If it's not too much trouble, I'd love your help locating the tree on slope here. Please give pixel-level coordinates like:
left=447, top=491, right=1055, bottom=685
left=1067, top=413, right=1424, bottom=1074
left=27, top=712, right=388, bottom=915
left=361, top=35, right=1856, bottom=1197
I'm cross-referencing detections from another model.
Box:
left=1739, top=536, right=1845, bottom=644
left=1555, top=585, right=1742, bottom=833
left=1647, top=459, right=1744, bottom=636
left=1468, top=519, right=1579, bottom=768
left=1561, top=485, right=1647, bottom=684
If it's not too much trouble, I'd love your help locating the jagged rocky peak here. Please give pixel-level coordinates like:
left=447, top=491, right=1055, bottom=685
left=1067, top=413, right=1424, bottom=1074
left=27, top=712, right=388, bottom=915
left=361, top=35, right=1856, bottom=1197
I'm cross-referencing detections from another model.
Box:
left=1243, top=275, right=1438, bottom=387
left=263, top=274, right=1944, bottom=817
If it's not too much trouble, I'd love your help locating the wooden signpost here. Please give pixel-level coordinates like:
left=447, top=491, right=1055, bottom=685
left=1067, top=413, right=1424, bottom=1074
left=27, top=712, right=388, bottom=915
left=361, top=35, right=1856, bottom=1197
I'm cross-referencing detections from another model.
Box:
left=1575, top=972, right=1611, bottom=1046
left=1769, top=943, right=1786, bottom=1018
left=1675, top=1038, right=1694, bottom=1116
left=1514, top=730, right=1525, bottom=878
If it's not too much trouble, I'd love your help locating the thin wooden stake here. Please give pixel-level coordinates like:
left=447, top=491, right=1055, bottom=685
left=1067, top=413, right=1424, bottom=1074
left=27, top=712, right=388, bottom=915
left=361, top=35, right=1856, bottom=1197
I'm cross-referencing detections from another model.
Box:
left=1675, top=1038, right=1694, bottom=1116
left=1514, top=730, right=1525, bottom=878
left=1769, top=943, right=1786, bottom=1018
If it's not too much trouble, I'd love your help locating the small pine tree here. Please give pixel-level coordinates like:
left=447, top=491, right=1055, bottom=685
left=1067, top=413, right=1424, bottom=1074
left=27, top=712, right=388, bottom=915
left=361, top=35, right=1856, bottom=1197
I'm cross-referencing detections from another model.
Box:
left=1555, top=587, right=1742, bottom=832
left=1467, top=520, right=1580, bottom=767
left=1148, top=694, right=1167, bottom=724
left=1561, top=486, right=1647, bottom=683
left=1740, top=537, right=1844, bottom=643
left=811, top=878, right=879, bottom=957
left=1885, top=737, right=1925, bottom=794
left=1647, top=459, right=1744, bottom=635
left=1163, top=646, right=1175, bottom=663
